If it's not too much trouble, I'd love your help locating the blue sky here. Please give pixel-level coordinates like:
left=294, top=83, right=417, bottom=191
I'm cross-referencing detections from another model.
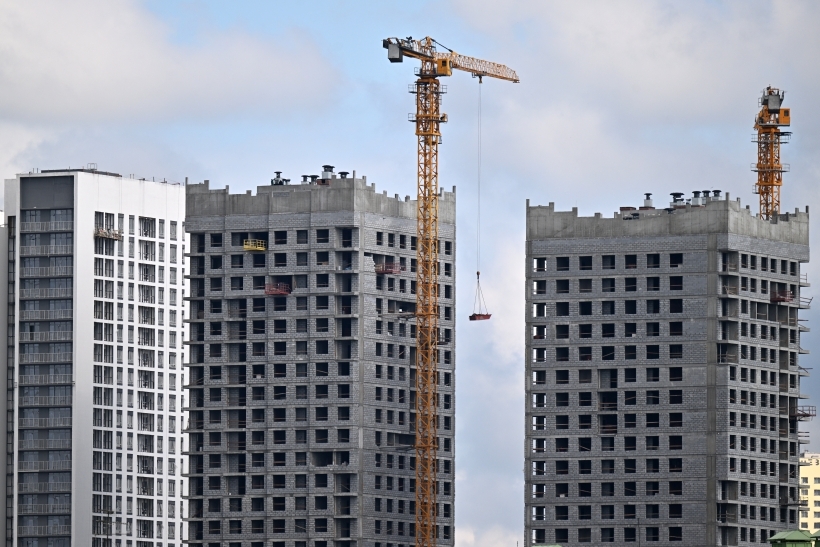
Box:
left=3, top=1, right=820, bottom=545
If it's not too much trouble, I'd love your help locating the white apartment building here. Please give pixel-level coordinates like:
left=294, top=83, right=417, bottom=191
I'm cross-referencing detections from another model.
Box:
left=2, top=168, right=187, bottom=547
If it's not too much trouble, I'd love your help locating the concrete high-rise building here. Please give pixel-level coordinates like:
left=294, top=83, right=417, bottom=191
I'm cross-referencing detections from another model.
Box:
left=3, top=169, right=187, bottom=546
left=799, top=453, right=820, bottom=532
left=525, top=191, right=810, bottom=546
left=182, top=169, right=456, bottom=547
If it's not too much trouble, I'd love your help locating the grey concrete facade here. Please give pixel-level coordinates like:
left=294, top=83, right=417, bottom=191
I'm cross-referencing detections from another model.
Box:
left=183, top=173, right=456, bottom=547
left=3, top=170, right=187, bottom=547
left=524, top=194, right=810, bottom=546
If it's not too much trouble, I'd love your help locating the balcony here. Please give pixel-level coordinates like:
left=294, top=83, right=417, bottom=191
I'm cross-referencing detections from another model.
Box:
left=375, top=263, right=405, bottom=275
left=18, top=460, right=72, bottom=471
left=19, top=353, right=72, bottom=364
left=20, top=245, right=73, bottom=257
left=20, top=266, right=73, bottom=278
left=771, top=290, right=794, bottom=303
left=19, top=331, right=73, bottom=342
left=18, top=525, right=72, bottom=536
left=243, top=239, right=267, bottom=252
left=19, top=309, right=73, bottom=321
left=17, top=503, right=72, bottom=514
left=20, top=221, right=74, bottom=233
left=19, top=417, right=72, bottom=428
left=722, top=285, right=739, bottom=295
left=18, top=374, right=73, bottom=385
left=18, top=395, right=72, bottom=406
left=799, top=296, right=813, bottom=309
left=94, top=227, right=123, bottom=240
left=265, top=283, right=291, bottom=296
left=17, top=439, right=71, bottom=450
left=17, top=482, right=72, bottom=493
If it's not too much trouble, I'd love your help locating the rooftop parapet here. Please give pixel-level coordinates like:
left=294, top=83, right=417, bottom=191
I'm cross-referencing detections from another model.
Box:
left=186, top=171, right=455, bottom=224
left=527, top=192, right=809, bottom=248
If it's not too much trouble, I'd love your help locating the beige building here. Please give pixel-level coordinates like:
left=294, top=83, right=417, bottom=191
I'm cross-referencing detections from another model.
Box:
left=800, top=453, right=820, bottom=531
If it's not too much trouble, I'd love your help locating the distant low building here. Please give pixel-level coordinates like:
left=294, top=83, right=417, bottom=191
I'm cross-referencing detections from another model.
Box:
left=800, top=453, right=820, bottom=531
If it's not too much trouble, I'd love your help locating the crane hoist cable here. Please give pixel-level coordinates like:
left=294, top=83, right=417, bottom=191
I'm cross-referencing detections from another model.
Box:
left=470, top=76, right=491, bottom=321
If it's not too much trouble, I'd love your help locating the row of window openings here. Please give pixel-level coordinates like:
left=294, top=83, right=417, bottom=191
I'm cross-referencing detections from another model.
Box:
left=539, top=299, right=684, bottom=317
left=89, top=346, right=179, bottom=369
left=94, top=281, right=178, bottom=305
left=535, top=526, right=687, bottom=544
left=537, top=389, right=684, bottom=408
left=376, top=299, right=452, bottom=321
left=535, top=367, right=683, bottom=386
left=94, top=366, right=178, bottom=390
left=93, top=387, right=178, bottom=412
left=374, top=522, right=451, bottom=540
left=539, top=503, right=685, bottom=520
left=377, top=278, right=453, bottom=296
left=543, top=322, right=685, bottom=339
left=535, top=344, right=684, bottom=362
left=203, top=495, right=336, bottom=513
left=375, top=499, right=449, bottom=517
left=92, top=451, right=178, bottom=475
left=208, top=428, right=353, bottom=446
left=95, top=213, right=178, bottom=240
left=731, top=367, right=787, bottom=386
left=93, top=409, right=178, bottom=433
left=93, top=301, right=180, bottom=327
left=738, top=253, right=799, bottom=275
left=534, top=253, right=684, bottom=272
left=730, top=388, right=796, bottom=406
left=205, top=229, right=337, bottom=248
left=95, top=259, right=178, bottom=284
left=534, top=457, right=682, bottom=474
left=202, top=362, right=350, bottom=380
left=376, top=232, right=452, bottom=255
left=729, top=457, right=793, bottom=478
left=536, top=277, right=684, bottom=295
left=91, top=429, right=178, bottom=453
left=538, top=414, right=684, bottom=430
left=739, top=277, right=796, bottom=295
left=729, top=436, right=797, bottom=455
left=95, top=324, right=178, bottom=347
left=91, top=494, right=178, bottom=520
left=117, top=239, right=178, bottom=263
left=729, top=412, right=788, bottom=432
left=534, top=432, right=683, bottom=451
left=204, top=384, right=350, bottom=402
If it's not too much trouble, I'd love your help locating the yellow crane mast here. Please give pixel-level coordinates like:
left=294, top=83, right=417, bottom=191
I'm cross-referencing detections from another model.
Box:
left=382, top=36, right=518, bottom=547
left=753, top=86, right=791, bottom=219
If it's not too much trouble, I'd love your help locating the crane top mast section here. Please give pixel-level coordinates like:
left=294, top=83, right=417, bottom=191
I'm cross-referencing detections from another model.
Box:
left=383, top=35, right=517, bottom=547
left=753, top=85, right=791, bottom=220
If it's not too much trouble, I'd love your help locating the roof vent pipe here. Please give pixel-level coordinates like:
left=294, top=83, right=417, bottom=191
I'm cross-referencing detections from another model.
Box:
left=339, top=171, right=349, bottom=179
left=301, top=175, right=310, bottom=184
left=310, top=175, right=319, bottom=183
left=702, top=189, right=711, bottom=203
left=643, top=193, right=653, bottom=208
left=712, top=189, right=721, bottom=198
left=670, top=192, right=685, bottom=208
left=692, top=190, right=701, bottom=206
left=321, top=165, right=335, bottom=179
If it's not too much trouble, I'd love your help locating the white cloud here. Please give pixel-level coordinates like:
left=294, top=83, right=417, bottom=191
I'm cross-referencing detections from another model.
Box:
left=0, top=0, right=338, bottom=124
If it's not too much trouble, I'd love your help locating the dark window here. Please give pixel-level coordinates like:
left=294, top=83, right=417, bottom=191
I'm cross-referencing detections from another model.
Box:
left=556, top=348, right=569, bottom=362
left=646, top=368, right=660, bottom=382
left=556, top=257, right=570, bottom=271
left=602, top=324, right=615, bottom=338
left=602, top=301, right=615, bottom=315
left=670, top=321, right=683, bottom=336
left=579, top=347, right=592, bottom=361
left=646, top=345, right=660, bottom=359
left=670, top=276, right=683, bottom=290
left=579, top=302, right=592, bottom=315
left=555, top=325, right=569, bottom=339
left=647, top=253, right=660, bottom=268
left=670, top=299, right=683, bottom=313
left=625, top=277, right=637, bottom=291
left=555, top=370, right=569, bottom=384
left=646, top=300, right=660, bottom=314
left=670, top=367, right=683, bottom=381
left=670, top=253, right=683, bottom=268
left=602, top=255, right=615, bottom=269
left=556, top=279, right=570, bottom=293
left=625, top=300, right=637, bottom=314
left=556, top=302, right=570, bottom=316
left=669, top=344, right=683, bottom=359
left=556, top=393, right=569, bottom=407
left=579, top=324, right=592, bottom=338
left=274, top=253, right=286, bottom=267
left=579, top=256, right=592, bottom=270
left=647, top=277, right=660, bottom=291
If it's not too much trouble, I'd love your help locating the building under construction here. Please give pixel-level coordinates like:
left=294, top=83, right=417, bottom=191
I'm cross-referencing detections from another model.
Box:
left=183, top=169, right=456, bottom=547
left=525, top=191, right=810, bottom=546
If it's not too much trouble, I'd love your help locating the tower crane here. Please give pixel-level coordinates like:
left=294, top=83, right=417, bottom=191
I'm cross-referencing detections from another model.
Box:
left=753, top=86, right=791, bottom=219
left=382, top=36, right=518, bottom=547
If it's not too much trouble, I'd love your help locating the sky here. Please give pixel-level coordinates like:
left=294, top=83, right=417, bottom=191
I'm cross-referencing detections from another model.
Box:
left=2, top=1, right=820, bottom=545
